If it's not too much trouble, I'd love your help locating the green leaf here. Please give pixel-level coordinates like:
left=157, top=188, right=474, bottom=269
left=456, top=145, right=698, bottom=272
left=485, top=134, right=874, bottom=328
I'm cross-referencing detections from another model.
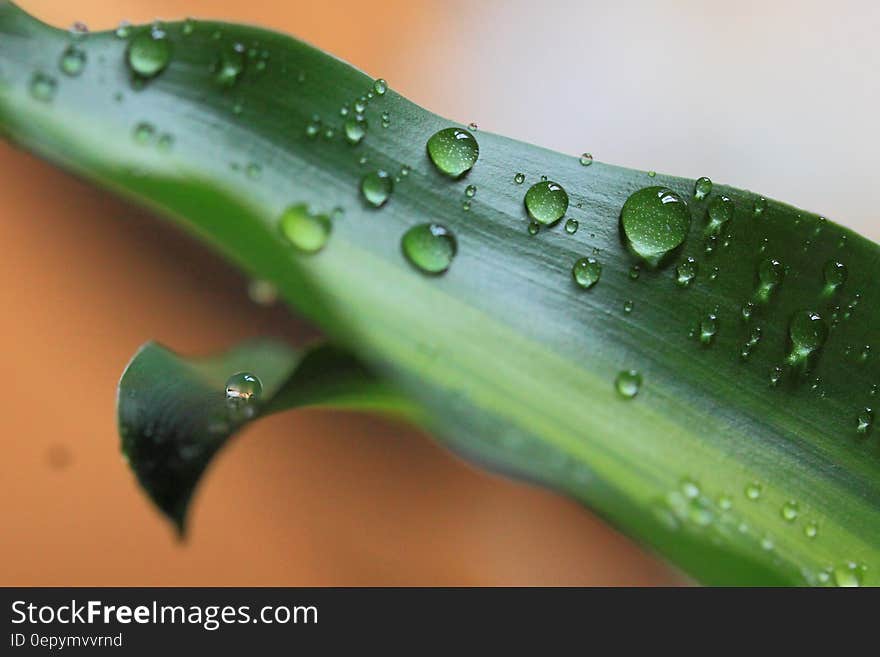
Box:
left=2, top=2, right=879, bottom=585
left=119, top=339, right=412, bottom=532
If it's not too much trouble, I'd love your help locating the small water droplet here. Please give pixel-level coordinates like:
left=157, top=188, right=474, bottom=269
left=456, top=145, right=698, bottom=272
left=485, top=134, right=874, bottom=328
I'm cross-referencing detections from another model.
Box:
left=426, top=127, right=479, bottom=178
left=745, top=482, right=763, bottom=500
left=857, top=407, right=874, bottom=435
left=514, top=172, right=525, bottom=185
left=225, top=372, right=262, bottom=411
left=699, top=313, right=718, bottom=345
left=279, top=204, right=332, bottom=254
left=214, top=43, right=245, bottom=86
left=572, top=257, right=601, bottom=289
left=615, top=370, right=642, bottom=399
left=127, top=29, right=172, bottom=78
left=832, top=562, right=863, bottom=587
left=769, top=366, right=783, bottom=386
left=132, top=121, right=156, bottom=145
left=247, top=279, right=277, bottom=306
left=694, top=176, right=712, bottom=200
left=755, top=257, right=784, bottom=302
left=524, top=180, right=569, bottom=225
left=344, top=115, right=368, bottom=144
left=804, top=521, right=818, bottom=539
left=564, top=218, right=579, bottom=234
left=465, top=184, right=477, bottom=198
left=629, top=265, right=641, bottom=281
left=373, top=78, right=387, bottom=95
left=381, top=111, right=390, bottom=128
left=59, top=45, right=87, bottom=76
left=620, top=186, right=690, bottom=267
left=401, top=223, right=457, bottom=275
left=468, top=121, right=478, bottom=131
left=116, top=21, right=132, bottom=39
left=647, top=170, right=656, bottom=178
left=361, top=170, right=393, bottom=207
left=623, top=299, right=634, bottom=313
left=29, top=72, right=57, bottom=102
left=676, top=257, right=697, bottom=287
left=787, top=310, right=828, bottom=366
left=781, top=500, right=799, bottom=522
left=181, top=18, right=195, bottom=36
left=579, top=152, right=593, bottom=166
left=753, top=197, right=768, bottom=216
left=527, top=221, right=539, bottom=236
left=706, top=195, right=734, bottom=234
left=823, top=260, right=847, bottom=291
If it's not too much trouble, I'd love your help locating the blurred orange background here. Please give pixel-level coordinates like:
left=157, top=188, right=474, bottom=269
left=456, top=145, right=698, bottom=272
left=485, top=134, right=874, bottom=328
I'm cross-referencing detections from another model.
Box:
left=10, top=0, right=878, bottom=586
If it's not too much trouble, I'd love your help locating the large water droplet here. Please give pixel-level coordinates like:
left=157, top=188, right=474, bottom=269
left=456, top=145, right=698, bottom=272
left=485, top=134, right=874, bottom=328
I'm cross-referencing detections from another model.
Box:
left=564, top=218, right=579, bottom=234
left=373, top=78, right=387, bottom=95
left=59, top=45, right=87, bottom=76
left=572, top=257, right=601, bottom=289
left=787, top=310, right=828, bottom=365
left=361, top=170, right=393, bottom=207
left=401, top=224, right=457, bottom=275
left=620, top=186, right=691, bottom=267
left=615, top=370, right=642, bottom=399
left=127, top=29, right=172, bottom=78
left=426, top=127, right=479, bottom=178
left=579, top=152, right=593, bottom=166
left=523, top=180, right=568, bottom=226
left=279, top=204, right=332, bottom=254
left=694, top=176, right=712, bottom=200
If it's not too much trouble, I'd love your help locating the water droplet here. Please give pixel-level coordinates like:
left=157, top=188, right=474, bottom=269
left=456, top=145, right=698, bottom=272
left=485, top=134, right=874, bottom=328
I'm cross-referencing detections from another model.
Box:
left=373, top=78, right=387, bottom=95
left=468, top=122, right=478, bottom=131
left=629, top=265, right=641, bottom=280
left=804, top=521, right=818, bottom=539
left=381, top=111, right=390, bottom=128
left=745, top=482, right=762, bottom=500
left=127, top=29, right=172, bottom=78
left=465, top=184, right=477, bottom=198
left=693, top=176, right=712, bottom=200
left=647, top=170, right=656, bottom=178
left=401, top=223, right=457, bottom=275
left=214, top=43, right=245, bottom=86
left=753, top=197, right=768, bottom=216
left=279, top=204, right=332, bottom=254
left=245, top=162, right=262, bottom=179
left=514, top=172, right=525, bottom=185
left=760, top=536, right=774, bottom=551
left=706, top=195, right=734, bottom=234
left=29, top=72, right=57, bottom=102
left=579, top=152, right=593, bottom=166
left=718, top=495, right=733, bottom=511
left=620, top=186, right=690, bottom=267
left=157, top=133, right=174, bottom=152
left=676, top=257, right=697, bottom=287
left=354, top=98, right=367, bottom=114
left=623, top=299, right=634, bottom=313
left=524, top=180, right=569, bottom=225
left=699, top=313, right=718, bottom=345
left=116, top=21, right=132, bottom=39
left=564, top=218, right=579, bottom=234
left=781, top=500, right=799, bottom=522
left=823, top=260, right=847, bottom=291
left=225, top=372, right=262, bottom=409
left=857, top=407, right=874, bottom=435
left=426, top=127, right=479, bottom=178
left=787, top=310, right=828, bottom=365
left=181, top=18, right=195, bottom=36
left=527, top=221, right=539, bottom=236
left=769, top=366, right=783, bottom=386
left=344, top=115, right=367, bottom=145
left=132, top=121, right=156, bottom=145
left=247, top=279, right=277, bottom=306
left=832, top=563, right=863, bottom=587
left=361, top=170, right=393, bottom=207
left=59, top=45, right=86, bottom=76
left=680, top=478, right=700, bottom=499
left=755, top=257, right=784, bottom=301
left=615, top=370, right=642, bottom=399
left=572, top=257, right=601, bottom=289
